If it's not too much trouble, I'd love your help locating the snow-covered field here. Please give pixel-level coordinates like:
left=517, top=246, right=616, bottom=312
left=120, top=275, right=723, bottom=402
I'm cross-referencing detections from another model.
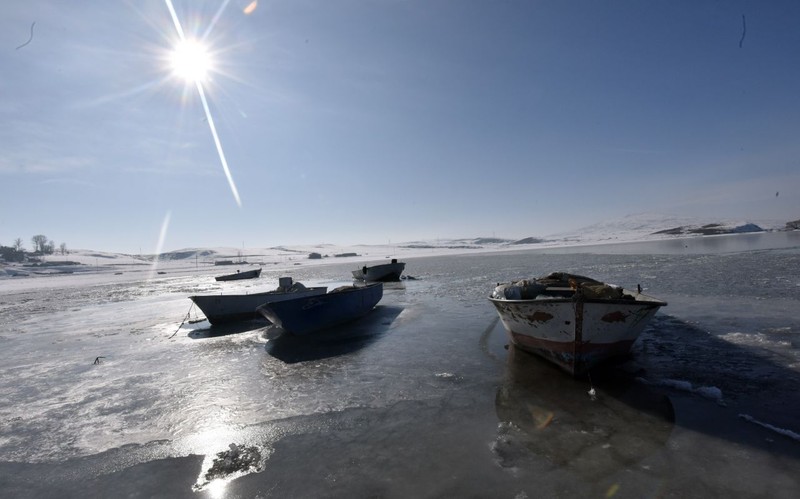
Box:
left=2, top=213, right=792, bottom=282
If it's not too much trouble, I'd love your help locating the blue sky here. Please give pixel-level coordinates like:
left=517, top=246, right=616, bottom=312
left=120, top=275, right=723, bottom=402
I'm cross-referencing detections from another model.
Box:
left=1, top=0, right=798, bottom=253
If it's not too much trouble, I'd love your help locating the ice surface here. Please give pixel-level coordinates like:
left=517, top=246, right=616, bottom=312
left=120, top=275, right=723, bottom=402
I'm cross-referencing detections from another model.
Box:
left=1, top=231, right=799, bottom=497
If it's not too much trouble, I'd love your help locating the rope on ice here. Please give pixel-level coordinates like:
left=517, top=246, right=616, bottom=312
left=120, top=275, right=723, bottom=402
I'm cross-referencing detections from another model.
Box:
left=169, top=303, right=195, bottom=339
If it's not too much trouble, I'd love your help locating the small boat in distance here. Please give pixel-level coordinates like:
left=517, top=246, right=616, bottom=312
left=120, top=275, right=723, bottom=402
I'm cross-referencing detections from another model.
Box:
left=257, top=282, right=383, bottom=335
left=190, top=277, right=327, bottom=325
left=352, top=259, right=405, bottom=282
left=215, top=268, right=262, bottom=282
left=488, top=272, right=667, bottom=376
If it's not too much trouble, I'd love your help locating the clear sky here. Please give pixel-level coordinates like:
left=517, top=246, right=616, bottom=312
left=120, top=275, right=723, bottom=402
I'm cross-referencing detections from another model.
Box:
left=1, top=0, right=798, bottom=254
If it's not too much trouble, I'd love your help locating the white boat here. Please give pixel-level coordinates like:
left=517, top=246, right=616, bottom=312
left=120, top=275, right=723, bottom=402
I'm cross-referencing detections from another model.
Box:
left=488, top=272, right=667, bottom=376
left=352, top=259, right=405, bottom=282
left=190, top=277, right=327, bottom=325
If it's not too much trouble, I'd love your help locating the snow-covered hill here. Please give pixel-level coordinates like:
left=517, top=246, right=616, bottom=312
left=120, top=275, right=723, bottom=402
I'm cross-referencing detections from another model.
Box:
left=2, top=213, right=795, bottom=277
left=536, top=213, right=788, bottom=246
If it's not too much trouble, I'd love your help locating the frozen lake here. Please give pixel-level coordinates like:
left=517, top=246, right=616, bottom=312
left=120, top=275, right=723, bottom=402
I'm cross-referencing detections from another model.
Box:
left=1, top=232, right=799, bottom=497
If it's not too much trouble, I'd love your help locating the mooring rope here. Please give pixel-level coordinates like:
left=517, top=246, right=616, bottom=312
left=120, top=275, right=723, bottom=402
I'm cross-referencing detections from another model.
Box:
left=169, top=302, right=194, bottom=339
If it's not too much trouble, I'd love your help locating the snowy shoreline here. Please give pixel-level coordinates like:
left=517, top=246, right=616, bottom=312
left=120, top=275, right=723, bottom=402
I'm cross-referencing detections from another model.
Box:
left=2, top=213, right=797, bottom=290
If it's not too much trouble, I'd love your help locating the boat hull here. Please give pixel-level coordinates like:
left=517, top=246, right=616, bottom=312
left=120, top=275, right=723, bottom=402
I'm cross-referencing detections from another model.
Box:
left=190, top=286, right=327, bottom=325
left=258, top=283, right=383, bottom=335
left=215, top=268, right=262, bottom=282
left=351, top=262, right=405, bottom=282
left=489, top=292, right=665, bottom=376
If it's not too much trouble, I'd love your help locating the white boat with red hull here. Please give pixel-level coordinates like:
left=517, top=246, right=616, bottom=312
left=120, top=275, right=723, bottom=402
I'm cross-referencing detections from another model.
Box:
left=488, top=272, right=667, bottom=376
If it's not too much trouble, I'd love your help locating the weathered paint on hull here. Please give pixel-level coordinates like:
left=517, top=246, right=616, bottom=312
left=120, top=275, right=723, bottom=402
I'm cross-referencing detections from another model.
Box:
left=509, top=332, right=636, bottom=376
left=490, top=292, right=664, bottom=376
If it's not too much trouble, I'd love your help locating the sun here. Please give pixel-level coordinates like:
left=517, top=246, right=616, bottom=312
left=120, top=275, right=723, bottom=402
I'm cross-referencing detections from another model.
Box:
left=162, top=0, right=242, bottom=207
left=169, top=39, right=212, bottom=83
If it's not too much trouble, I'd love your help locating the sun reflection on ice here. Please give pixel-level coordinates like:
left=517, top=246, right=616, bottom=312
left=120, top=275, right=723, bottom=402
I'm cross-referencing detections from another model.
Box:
left=206, top=479, right=228, bottom=498
left=193, top=441, right=267, bottom=493
left=185, top=428, right=269, bottom=493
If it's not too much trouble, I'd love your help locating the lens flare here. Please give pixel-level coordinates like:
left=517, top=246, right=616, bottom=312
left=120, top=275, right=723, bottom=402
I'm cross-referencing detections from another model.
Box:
left=164, top=0, right=242, bottom=208
left=148, top=211, right=171, bottom=279
left=244, top=1, right=258, bottom=15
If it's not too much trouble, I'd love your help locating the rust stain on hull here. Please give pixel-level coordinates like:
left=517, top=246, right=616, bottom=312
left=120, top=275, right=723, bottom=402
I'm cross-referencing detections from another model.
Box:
left=601, top=311, right=627, bottom=323
left=527, top=311, right=554, bottom=323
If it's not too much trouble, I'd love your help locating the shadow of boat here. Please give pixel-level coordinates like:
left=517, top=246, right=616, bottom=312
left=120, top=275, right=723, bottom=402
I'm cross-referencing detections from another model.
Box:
left=623, top=313, right=800, bottom=456
left=491, top=308, right=800, bottom=485
left=265, top=305, right=403, bottom=363
left=187, top=319, right=268, bottom=339
left=494, top=345, right=675, bottom=483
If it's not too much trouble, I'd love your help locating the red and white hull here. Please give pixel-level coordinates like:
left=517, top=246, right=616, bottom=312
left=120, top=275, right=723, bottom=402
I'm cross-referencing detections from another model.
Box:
left=490, top=287, right=665, bottom=376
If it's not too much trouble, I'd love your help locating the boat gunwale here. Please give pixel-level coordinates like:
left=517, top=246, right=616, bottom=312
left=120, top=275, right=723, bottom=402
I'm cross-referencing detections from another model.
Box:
left=329, top=282, right=384, bottom=294
left=488, top=293, right=668, bottom=308
left=188, top=286, right=328, bottom=301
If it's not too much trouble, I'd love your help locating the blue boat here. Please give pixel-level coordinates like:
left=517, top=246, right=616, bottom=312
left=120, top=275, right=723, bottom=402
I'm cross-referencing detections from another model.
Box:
left=189, top=277, right=327, bottom=325
left=257, top=282, right=383, bottom=335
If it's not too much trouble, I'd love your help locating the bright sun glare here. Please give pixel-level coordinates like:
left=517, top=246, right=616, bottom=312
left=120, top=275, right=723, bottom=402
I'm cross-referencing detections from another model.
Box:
left=170, top=39, right=212, bottom=82
left=164, top=0, right=242, bottom=207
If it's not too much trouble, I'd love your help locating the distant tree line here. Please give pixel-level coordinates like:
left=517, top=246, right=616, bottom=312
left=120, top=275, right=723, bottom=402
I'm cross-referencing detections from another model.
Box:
left=0, top=234, right=68, bottom=262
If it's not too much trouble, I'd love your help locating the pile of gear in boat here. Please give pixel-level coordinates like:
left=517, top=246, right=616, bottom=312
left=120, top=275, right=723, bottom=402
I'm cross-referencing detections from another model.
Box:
left=491, top=272, right=636, bottom=301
